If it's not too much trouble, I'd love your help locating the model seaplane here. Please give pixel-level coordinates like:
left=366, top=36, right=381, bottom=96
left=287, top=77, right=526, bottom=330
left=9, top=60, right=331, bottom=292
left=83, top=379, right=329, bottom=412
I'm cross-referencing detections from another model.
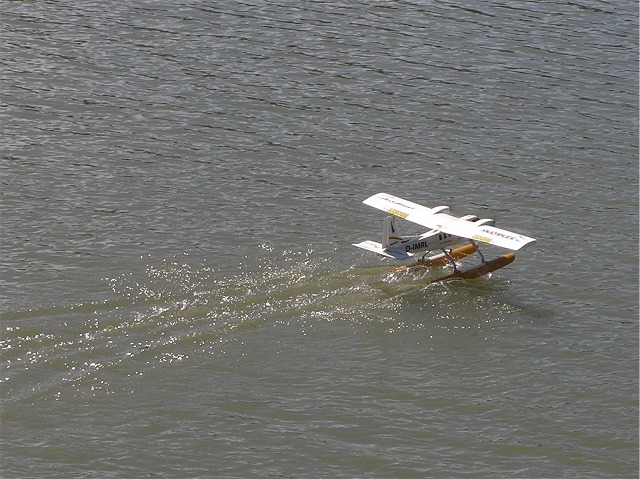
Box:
left=353, top=193, right=536, bottom=283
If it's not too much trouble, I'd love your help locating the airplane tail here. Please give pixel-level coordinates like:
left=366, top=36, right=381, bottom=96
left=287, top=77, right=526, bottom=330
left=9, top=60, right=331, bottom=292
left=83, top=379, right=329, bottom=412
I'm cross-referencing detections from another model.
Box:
left=382, top=215, right=401, bottom=250
left=352, top=214, right=413, bottom=261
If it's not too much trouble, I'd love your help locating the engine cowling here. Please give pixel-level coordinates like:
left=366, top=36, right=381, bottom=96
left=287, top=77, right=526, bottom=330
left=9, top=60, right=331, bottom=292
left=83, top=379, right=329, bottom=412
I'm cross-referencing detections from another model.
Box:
left=459, top=215, right=495, bottom=226
left=475, top=218, right=495, bottom=226
left=431, top=206, right=450, bottom=214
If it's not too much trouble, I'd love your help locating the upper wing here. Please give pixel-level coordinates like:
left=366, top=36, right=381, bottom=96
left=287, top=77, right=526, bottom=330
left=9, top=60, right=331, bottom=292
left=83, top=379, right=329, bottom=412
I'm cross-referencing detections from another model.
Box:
left=362, top=192, right=536, bottom=251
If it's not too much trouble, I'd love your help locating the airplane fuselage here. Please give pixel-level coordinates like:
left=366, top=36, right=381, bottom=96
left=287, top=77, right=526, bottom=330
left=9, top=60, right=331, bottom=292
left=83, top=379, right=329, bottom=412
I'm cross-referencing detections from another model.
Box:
left=388, top=230, right=466, bottom=255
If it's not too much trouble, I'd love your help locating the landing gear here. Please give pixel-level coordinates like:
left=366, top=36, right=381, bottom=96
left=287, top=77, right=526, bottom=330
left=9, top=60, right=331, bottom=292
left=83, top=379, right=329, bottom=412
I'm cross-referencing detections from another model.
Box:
left=425, top=252, right=517, bottom=285
left=440, top=248, right=460, bottom=273
left=390, top=243, right=517, bottom=283
left=391, top=244, right=478, bottom=273
left=469, top=240, right=486, bottom=263
left=440, top=242, right=485, bottom=272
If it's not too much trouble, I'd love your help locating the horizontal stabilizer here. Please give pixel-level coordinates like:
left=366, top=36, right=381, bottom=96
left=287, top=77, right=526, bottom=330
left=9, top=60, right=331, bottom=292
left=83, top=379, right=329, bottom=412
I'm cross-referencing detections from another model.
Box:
left=353, top=240, right=414, bottom=260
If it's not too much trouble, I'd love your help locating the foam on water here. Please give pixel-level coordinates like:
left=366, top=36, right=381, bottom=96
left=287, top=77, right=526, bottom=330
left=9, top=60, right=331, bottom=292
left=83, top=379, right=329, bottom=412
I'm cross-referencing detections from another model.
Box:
left=2, top=248, right=524, bottom=403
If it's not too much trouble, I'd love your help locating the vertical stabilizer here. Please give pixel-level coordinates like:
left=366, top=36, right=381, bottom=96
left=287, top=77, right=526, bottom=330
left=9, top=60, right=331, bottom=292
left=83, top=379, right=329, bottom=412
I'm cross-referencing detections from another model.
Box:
left=382, top=215, right=400, bottom=250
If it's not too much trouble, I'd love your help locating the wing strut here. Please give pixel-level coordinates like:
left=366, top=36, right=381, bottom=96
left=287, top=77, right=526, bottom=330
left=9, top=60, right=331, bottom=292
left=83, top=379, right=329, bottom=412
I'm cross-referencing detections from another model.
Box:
left=469, top=240, right=486, bottom=263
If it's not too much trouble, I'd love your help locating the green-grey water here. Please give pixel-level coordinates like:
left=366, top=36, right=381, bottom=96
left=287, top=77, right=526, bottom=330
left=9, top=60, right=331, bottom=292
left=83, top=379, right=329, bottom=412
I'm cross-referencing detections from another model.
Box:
left=1, top=1, right=638, bottom=477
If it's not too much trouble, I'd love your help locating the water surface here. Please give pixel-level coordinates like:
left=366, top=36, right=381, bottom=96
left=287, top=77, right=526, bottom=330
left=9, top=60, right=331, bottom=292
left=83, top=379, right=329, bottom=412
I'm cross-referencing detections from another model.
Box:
left=1, top=1, right=638, bottom=477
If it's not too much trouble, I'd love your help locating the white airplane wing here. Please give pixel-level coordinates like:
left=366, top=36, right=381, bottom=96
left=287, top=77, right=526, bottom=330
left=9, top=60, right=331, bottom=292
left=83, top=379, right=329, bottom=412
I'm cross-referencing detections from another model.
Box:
left=362, top=193, right=536, bottom=251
